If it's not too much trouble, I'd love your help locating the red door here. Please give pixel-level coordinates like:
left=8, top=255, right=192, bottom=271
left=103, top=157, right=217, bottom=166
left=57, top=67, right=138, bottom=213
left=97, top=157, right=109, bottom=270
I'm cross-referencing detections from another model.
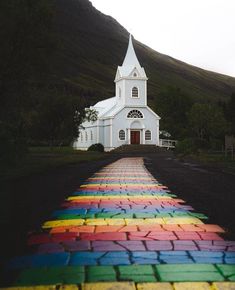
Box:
left=131, top=131, right=140, bottom=144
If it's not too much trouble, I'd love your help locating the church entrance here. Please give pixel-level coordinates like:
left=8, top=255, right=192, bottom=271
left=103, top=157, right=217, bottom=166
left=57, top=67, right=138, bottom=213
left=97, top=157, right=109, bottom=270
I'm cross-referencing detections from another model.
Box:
left=131, top=130, right=140, bottom=144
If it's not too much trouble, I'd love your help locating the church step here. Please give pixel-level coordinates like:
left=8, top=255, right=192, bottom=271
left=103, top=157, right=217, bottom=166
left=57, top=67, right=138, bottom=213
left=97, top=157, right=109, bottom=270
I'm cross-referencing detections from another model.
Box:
left=111, top=145, right=166, bottom=153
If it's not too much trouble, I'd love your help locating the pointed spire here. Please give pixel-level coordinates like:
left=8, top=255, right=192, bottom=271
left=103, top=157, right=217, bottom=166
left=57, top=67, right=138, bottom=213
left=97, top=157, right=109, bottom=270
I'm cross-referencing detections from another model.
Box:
left=122, top=34, right=141, bottom=68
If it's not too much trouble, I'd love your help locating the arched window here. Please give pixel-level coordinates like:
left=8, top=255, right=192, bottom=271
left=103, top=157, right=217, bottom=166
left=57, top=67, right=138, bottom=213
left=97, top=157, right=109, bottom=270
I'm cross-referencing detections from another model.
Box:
left=80, top=132, right=83, bottom=143
left=85, top=131, right=88, bottom=142
left=127, top=110, right=143, bottom=119
left=145, top=130, right=151, bottom=141
left=90, top=130, right=93, bottom=141
left=132, top=87, right=139, bottom=98
left=119, top=130, right=125, bottom=140
left=133, top=72, right=137, bottom=77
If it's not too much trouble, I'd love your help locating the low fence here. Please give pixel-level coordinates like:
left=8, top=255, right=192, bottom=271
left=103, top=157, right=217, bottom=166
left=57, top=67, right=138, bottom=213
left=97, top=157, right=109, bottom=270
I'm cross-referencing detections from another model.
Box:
left=159, top=139, right=178, bottom=148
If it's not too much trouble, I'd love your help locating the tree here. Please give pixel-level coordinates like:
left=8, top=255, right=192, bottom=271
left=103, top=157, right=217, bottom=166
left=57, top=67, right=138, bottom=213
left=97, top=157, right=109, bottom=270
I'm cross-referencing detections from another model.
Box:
left=155, top=86, right=193, bottom=139
left=188, top=103, right=227, bottom=142
left=225, top=93, right=235, bottom=134
left=29, top=89, right=87, bottom=146
left=0, top=0, right=56, bottom=161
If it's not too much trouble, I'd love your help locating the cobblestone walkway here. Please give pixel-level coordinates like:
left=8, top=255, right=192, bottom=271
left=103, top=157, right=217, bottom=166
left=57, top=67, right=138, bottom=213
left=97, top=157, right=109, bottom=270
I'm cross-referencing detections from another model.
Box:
left=3, top=158, right=235, bottom=289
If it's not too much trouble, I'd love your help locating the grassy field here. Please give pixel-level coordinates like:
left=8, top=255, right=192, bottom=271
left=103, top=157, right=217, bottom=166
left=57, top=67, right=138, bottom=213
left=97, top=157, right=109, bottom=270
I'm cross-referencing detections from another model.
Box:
left=190, top=152, right=235, bottom=175
left=0, top=147, right=106, bottom=182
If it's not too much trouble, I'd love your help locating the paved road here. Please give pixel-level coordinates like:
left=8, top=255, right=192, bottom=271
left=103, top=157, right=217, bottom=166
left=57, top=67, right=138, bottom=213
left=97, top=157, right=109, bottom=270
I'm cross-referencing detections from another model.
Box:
left=1, top=156, right=235, bottom=288
left=144, top=151, right=235, bottom=239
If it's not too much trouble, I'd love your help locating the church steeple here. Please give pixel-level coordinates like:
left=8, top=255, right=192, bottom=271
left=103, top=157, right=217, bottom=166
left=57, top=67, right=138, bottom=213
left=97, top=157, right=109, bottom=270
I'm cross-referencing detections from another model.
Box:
left=122, top=34, right=141, bottom=68
left=115, top=34, right=147, bottom=81
left=114, top=34, right=148, bottom=107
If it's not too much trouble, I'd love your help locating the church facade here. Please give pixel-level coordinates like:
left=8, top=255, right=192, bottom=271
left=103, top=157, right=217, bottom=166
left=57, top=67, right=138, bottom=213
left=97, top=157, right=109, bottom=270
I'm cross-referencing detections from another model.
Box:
left=74, top=35, right=160, bottom=151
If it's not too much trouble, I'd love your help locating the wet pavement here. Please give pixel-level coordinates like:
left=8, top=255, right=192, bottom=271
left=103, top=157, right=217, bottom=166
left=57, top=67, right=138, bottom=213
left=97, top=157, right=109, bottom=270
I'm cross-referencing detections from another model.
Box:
left=1, top=157, right=235, bottom=289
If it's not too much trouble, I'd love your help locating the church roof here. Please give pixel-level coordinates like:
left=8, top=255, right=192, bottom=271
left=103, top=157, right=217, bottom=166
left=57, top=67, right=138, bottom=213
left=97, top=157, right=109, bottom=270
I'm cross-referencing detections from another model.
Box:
left=93, top=96, right=118, bottom=117
left=115, top=35, right=147, bottom=80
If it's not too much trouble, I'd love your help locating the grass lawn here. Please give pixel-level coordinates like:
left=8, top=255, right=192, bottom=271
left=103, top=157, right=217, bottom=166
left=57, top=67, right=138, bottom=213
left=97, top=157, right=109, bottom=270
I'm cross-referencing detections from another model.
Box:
left=0, top=147, right=107, bottom=182
left=190, top=152, right=235, bottom=174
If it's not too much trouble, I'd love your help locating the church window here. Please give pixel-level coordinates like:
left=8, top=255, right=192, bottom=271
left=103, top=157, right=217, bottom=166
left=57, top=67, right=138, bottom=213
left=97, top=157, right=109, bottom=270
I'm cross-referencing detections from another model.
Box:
left=145, top=130, right=151, bottom=140
left=85, top=131, right=88, bottom=142
left=90, top=130, right=93, bottom=141
left=80, top=132, right=83, bottom=142
left=132, top=87, right=139, bottom=98
left=119, top=87, right=122, bottom=98
left=119, top=130, right=125, bottom=140
left=127, top=110, right=143, bottom=119
left=133, top=72, right=137, bottom=77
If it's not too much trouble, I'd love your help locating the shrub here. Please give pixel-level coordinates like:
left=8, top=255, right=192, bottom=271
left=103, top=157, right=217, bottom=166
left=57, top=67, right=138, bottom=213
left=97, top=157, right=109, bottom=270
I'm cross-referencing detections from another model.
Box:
left=88, top=143, right=104, bottom=152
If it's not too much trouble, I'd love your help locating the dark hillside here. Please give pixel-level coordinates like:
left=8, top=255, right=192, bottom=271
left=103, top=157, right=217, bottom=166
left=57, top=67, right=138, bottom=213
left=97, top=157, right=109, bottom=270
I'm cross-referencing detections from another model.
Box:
left=53, top=0, right=235, bottom=105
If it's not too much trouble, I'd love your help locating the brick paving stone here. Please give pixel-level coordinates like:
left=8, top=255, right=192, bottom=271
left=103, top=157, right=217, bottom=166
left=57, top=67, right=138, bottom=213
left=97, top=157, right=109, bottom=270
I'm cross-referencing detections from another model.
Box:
left=117, top=241, right=146, bottom=251
left=147, top=231, right=177, bottom=241
left=63, top=241, right=91, bottom=251
left=92, top=241, right=125, bottom=251
left=173, top=241, right=198, bottom=251
left=118, top=265, right=157, bottom=282
left=70, top=252, right=104, bottom=266
left=82, top=282, right=136, bottom=290
left=119, top=226, right=139, bottom=232
left=128, top=232, right=152, bottom=241
left=15, top=266, right=85, bottom=285
left=212, top=282, right=235, bottom=289
left=174, top=231, right=201, bottom=240
left=131, top=251, right=159, bottom=264
left=216, top=265, right=235, bottom=281
left=198, top=232, right=223, bottom=241
left=51, top=233, right=78, bottom=242
left=42, top=219, right=84, bottom=229
left=173, top=282, right=212, bottom=290
left=159, top=251, right=193, bottom=264
left=146, top=241, right=173, bottom=251
left=87, top=266, right=116, bottom=282
left=156, top=264, right=225, bottom=282
left=196, top=241, right=226, bottom=251
left=197, top=224, right=225, bottom=233
left=138, top=225, right=163, bottom=232
left=100, top=252, right=130, bottom=265
left=80, top=232, right=127, bottom=241
left=37, top=243, right=65, bottom=254
left=162, top=225, right=183, bottom=232
left=137, top=282, right=173, bottom=290
left=95, top=225, right=123, bottom=233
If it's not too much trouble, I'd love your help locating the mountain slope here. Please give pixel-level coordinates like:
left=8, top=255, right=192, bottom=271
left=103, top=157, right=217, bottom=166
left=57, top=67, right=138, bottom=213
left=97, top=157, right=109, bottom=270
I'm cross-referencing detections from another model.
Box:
left=53, top=0, right=235, bottom=105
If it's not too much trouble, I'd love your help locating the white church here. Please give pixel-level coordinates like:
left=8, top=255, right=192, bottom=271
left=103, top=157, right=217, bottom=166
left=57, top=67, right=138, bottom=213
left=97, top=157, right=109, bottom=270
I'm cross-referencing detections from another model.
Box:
left=74, top=35, right=161, bottom=151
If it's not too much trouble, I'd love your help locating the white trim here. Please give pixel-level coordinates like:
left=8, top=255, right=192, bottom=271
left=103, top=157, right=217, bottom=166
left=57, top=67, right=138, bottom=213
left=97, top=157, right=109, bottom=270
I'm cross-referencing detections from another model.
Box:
left=110, top=119, right=113, bottom=147
left=97, top=120, right=99, bottom=143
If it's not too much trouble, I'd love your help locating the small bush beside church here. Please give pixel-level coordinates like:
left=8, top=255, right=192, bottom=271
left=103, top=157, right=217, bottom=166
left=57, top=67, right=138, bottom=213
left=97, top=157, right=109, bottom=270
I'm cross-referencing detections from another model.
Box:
left=88, top=143, right=104, bottom=152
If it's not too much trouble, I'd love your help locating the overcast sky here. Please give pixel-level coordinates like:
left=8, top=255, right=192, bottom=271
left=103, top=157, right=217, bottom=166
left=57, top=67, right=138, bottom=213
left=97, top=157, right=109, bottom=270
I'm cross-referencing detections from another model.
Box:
left=90, top=0, right=235, bottom=77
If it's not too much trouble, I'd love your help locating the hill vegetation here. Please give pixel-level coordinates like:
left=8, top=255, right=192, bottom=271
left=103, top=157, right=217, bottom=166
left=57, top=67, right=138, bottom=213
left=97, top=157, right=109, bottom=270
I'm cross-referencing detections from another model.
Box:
left=53, top=0, right=235, bottom=105
left=0, top=0, right=235, bottom=162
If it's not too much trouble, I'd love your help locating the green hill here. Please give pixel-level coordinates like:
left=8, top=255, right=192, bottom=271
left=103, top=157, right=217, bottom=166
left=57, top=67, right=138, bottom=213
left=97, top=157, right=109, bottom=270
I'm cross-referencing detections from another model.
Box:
left=53, top=0, right=235, bottom=105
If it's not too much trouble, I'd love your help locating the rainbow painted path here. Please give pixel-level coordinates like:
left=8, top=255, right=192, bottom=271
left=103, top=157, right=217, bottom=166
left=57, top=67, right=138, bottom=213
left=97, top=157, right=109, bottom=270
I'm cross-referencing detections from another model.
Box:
left=3, top=158, right=235, bottom=290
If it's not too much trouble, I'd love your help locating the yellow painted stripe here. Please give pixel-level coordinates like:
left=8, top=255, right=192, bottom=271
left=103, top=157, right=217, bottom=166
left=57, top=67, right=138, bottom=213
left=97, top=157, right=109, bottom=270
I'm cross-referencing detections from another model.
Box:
left=42, top=217, right=204, bottom=228
left=67, top=195, right=173, bottom=200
